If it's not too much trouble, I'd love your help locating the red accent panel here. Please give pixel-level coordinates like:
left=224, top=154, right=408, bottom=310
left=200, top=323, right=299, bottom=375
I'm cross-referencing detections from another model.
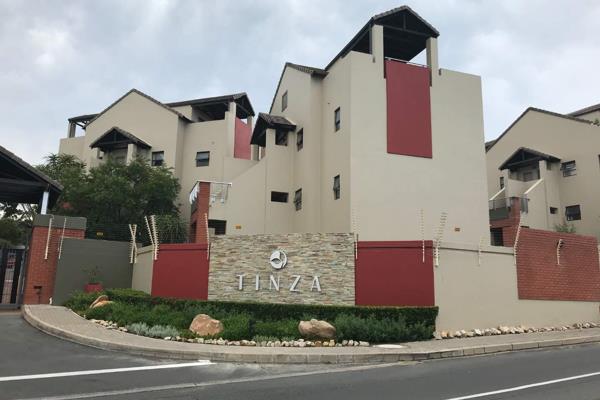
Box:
left=151, top=243, right=209, bottom=300
left=234, top=118, right=251, bottom=160
left=355, top=241, right=435, bottom=306
left=516, top=229, right=600, bottom=301
left=385, top=60, right=432, bottom=158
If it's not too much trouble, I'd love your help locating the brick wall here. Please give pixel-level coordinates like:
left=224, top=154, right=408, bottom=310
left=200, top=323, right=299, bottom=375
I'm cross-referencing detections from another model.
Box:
left=189, top=181, right=210, bottom=244
left=516, top=228, right=600, bottom=301
left=23, top=221, right=85, bottom=304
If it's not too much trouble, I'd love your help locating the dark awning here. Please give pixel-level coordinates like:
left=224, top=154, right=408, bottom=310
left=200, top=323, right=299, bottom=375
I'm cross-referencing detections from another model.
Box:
left=89, top=127, right=151, bottom=152
left=0, top=145, right=62, bottom=206
left=250, top=113, right=296, bottom=147
left=167, top=93, right=255, bottom=120
left=499, top=147, right=561, bottom=171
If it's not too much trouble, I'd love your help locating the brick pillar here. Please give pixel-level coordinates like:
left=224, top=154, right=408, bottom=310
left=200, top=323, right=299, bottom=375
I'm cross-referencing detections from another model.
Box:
left=189, top=181, right=211, bottom=244
left=490, top=197, right=521, bottom=247
left=22, top=215, right=86, bottom=304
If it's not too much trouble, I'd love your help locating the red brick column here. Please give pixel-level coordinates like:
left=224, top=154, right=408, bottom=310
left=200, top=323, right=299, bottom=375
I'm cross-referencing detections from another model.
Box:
left=189, top=181, right=211, bottom=244
left=22, top=215, right=85, bottom=304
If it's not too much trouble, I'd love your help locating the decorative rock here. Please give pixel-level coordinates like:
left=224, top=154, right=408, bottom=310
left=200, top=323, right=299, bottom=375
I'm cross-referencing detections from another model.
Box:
left=197, top=338, right=204, bottom=344
left=454, top=331, right=462, bottom=338
left=92, top=300, right=113, bottom=309
left=164, top=336, right=171, bottom=340
left=298, top=319, right=336, bottom=339
left=465, top=331, right=474, bottom=338
left=216, top=338, right=225, bottom=345
left=89, top=295, right=109, bottom=309
left=342, top=340, right=348, bottom=346
left=348, top=340, right=354, bottom=346
left=473, top=329, right=483, bottom=336
left=189, top=314, right=223, bottom=337
left=359, top=341, right=369, bottom=347
left=434, top=332, right=443, bottom=340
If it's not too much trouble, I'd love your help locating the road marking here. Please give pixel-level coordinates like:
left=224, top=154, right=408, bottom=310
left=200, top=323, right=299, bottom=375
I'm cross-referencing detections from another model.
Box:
left=0, top=360, right=212, bottom=382
left=444, top=370, right=600, bottom=399
left=11, top=362, right=413, bottom=400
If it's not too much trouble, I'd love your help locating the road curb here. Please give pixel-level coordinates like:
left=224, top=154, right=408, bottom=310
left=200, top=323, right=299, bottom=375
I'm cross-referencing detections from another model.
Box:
left=21, top=305, right=600, bottom=364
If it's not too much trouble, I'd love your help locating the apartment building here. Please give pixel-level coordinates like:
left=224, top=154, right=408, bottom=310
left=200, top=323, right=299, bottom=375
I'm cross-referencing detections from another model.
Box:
left=486, top=104, right=600, bottom=244
left=199, top=6, right=490, bottom=243
left=58, top=90, right=256, bottom=219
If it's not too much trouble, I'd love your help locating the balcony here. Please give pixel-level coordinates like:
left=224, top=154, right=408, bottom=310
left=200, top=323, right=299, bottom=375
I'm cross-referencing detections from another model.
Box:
left=489, top=197, right=528, bottom=221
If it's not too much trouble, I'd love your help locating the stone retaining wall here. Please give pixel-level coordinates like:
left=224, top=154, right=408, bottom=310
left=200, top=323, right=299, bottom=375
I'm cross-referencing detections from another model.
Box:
left=208, top=233, right=355, bottom=305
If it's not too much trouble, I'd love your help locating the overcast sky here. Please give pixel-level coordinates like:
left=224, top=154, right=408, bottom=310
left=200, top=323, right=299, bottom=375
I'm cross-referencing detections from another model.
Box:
left=1, top=0, right=599, bottom=165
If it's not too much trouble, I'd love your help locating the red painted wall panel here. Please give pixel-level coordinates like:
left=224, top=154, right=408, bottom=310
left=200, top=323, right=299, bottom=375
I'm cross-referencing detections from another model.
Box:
left=516, top=229, right=600, bottom=301
left=355, top=241, right=435, bottom=306
left=151, top=243, right=209, bottom=300
left=234, top=118, right=251, bottom=160
left=385, top=60, right=432, bottom=158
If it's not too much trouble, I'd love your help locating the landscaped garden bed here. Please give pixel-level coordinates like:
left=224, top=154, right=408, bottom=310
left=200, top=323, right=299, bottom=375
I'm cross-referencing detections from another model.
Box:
left=65, top=289, right=438, bottom=347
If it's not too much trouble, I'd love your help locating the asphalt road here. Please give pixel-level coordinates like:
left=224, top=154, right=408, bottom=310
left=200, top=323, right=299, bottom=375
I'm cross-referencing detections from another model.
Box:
left=3, top=313, right=600, bottom=400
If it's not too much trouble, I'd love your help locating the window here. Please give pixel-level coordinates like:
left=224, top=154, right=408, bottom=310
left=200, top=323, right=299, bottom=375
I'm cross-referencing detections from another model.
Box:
left=550, top=207, right=558, bottom=214
left=296, top=129, right=303, bottom=151
left=275, top=130, right=288, bottom=146
left=282, top=91, right=288, bottom=111
left=196, top=151, right=210, bottom=167
left=334, top=107, right=341, bottom=131
left=499, top=176, right=504, bottom=189
left=208, top=219, right=226, bottom=235
left=546, top=161, right=553, bottom=171
left=294, top=189, right=302, bottom=211
left=523, top=171, right=533, bottom=182
left=565, top=205, right=581, bottom=221
left=490, top=228, right=504, bottom=246
left=151, top=151, right=164, bottom=166
left=333, top=175, right=340, bottom=200
left=561, top=161, right=576, bottom=177
left=271, top=191, right=288, bottom=203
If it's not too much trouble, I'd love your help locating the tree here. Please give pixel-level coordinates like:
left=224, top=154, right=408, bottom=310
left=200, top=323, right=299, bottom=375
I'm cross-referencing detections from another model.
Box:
left=0, top=218, right=26, bottom=247
left=36, top=154, right=182, bottom=239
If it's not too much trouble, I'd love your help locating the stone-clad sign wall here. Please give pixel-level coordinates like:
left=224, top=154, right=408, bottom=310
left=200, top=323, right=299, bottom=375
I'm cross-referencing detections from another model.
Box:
left=208, top=233, right=355, bottom=305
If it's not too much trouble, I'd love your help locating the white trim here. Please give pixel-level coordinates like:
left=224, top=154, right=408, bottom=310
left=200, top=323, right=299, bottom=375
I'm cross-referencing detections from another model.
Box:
left=489, top=187, right=505, bottom=201
left=523, top=178, right=544, bottom=195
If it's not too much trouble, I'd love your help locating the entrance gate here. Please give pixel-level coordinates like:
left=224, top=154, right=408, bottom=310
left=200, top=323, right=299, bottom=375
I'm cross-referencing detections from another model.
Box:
left=0, top=247, right=25, bottom=306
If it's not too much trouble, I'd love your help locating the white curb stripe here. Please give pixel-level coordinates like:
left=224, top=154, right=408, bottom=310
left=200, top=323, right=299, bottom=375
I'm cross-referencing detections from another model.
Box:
left=0, top=360, right=212, bottom=382
left=444, top=370, right=600, bottom=399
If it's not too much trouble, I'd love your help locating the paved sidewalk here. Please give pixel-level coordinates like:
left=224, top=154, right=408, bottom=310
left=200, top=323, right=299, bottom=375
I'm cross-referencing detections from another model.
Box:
left=23, top=305, right=600, bottom=364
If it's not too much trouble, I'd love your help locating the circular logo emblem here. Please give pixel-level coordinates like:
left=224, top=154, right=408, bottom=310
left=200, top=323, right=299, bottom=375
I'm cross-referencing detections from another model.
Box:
left=270, top=250, right=287, bottom=270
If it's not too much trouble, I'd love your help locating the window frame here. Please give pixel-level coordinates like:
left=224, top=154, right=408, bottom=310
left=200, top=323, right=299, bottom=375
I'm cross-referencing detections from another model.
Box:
left=561, top=160, right=576, bottom=177
left=499, top=176, right=504, bottom=189
left=151, top=151, right=164, bottom=167
left=565, top=204, right=581, bottom=221
left=333, top=175, right=340, bottom=200
left=294, top=188, right=302, bottom=211
left=296, top=128, right=303, bottom=151
left=334, top=107, right=341, bottom=131
left=282, top=90, right=288, bottom=111
left=549, top=207, right=558, bottom=215
left=195, top=151, right=210, bottom=167
left=275, top=129, right=288, bottom=146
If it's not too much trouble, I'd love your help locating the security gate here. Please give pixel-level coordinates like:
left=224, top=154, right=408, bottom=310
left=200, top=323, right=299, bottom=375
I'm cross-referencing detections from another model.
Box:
left=0, top=247, right=25, bottom=305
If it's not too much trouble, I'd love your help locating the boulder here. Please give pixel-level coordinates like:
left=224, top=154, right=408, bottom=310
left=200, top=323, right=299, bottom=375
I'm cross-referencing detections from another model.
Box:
left=89, top=295, right=109, bottom=309
left=298, top=319, right=336, bottom=339
left=91, top=300, right=113, bottom=309
left=189, top=314, right=223, bottom=337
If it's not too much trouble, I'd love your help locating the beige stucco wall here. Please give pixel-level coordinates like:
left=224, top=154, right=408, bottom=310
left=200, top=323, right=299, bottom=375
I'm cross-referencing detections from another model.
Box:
left=578, top=110, right=600, bottom=122
left=487, top=110, right=600, bottom=238
left=435, top=242, right=600, bottom=331
left=58, top=136, right=85, bottom=160
left=131, top=245, right=154, bottom=294
left=349, top=25, right=490, bottom=243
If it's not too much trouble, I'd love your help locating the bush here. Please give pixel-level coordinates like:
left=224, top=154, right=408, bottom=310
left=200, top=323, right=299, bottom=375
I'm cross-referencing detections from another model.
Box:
left=66, top=288, right=437, bottom=343
left=147, top=325, right=179, bottom=338
left=126, top=322, right=150, bottom=336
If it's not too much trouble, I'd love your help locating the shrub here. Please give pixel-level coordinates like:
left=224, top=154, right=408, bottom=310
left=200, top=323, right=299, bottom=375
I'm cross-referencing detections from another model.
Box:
left=66, top=288, right=437, bottom=343
left=126, top=322, right=150, bottom=336
left=220, top=314, right=251, bottom=341
left=254, top=319, right=298, bottom=340
left=147, top=325, right=179, bottom=339
left=252, top=335, right=280, bottom=344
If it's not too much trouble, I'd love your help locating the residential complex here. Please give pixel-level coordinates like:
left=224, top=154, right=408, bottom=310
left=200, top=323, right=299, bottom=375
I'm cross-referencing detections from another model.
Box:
left=486, top=104, right=600, bottom=244
left=60, top=6, right=491, bottom=244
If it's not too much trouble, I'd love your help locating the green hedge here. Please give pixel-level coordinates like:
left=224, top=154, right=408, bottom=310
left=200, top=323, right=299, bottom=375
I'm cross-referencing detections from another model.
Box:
left=66, top=288, right=438, bottom=343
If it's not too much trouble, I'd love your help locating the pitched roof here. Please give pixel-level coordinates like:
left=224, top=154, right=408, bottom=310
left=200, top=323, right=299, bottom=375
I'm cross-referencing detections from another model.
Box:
left=568, top=103, right=600, bottom=118
left=268, top=62, right=328, bottom=113
left=499, top=147, right=560, bottom=171
left=167, top=92, right=255, bottom=118
left=250, top=113, right=297, bottom=146
left=0, top=144, right=63, bottom=206
left=325, top=5, right=439, bottom=70
left=89, top=126, right=151, bottom=150
left=84, top=89, right=191, bottom=128
left=486, top=107, right=599, bottom=153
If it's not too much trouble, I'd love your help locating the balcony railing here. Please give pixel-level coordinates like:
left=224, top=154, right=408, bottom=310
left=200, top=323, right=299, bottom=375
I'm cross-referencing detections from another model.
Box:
left=488, top=197, right=528, bottom=221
